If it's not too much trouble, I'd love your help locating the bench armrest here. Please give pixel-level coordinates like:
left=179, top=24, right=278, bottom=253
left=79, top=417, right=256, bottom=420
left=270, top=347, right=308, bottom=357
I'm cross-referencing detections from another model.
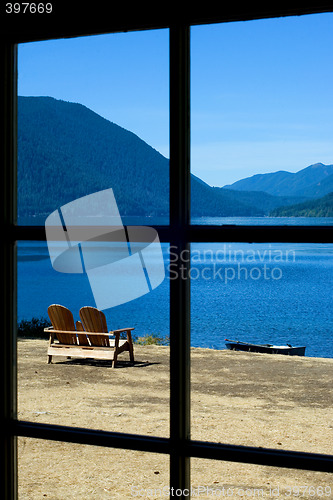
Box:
left=111, top=327, right=135, bottom=334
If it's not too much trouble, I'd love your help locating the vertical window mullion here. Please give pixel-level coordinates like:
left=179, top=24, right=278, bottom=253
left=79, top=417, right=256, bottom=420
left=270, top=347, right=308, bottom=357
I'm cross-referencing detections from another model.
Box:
left=1, top=41, right=18, bottom=500
left=169, top=24, right=191, bottom=496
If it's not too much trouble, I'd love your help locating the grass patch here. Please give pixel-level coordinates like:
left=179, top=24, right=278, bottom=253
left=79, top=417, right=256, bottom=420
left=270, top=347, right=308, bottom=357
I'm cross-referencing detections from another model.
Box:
left=135, top=333, right=169, bottom=346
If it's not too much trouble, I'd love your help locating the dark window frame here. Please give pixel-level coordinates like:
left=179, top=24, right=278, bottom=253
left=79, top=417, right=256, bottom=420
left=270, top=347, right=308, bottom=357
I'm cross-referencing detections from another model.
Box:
left=2, top=7, right=333, bottom=499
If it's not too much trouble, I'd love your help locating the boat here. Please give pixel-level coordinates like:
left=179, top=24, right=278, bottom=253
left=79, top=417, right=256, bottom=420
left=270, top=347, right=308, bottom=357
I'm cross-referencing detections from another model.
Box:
left=225, top=339, right=306, bottom=356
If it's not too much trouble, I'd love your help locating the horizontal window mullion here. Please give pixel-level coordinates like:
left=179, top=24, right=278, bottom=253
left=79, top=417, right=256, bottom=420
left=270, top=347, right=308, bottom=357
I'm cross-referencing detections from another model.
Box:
left=186, top=440, right=333, bottom=473
left=11, top=224, right=333, bottom=243
left=13, top=420, right=170, bottom=455
left=13, top=420, right=333, bottom=473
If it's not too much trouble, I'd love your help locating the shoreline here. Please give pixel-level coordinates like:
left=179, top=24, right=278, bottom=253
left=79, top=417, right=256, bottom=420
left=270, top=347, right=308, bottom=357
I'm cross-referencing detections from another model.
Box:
left=17, top=340, right=333, bottom=499
left=17, top=334, right=333, bottom=361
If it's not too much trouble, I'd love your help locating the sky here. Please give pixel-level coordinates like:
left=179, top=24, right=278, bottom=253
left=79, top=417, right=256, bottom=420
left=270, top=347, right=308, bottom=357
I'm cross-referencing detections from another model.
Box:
left=18, top=12, right=333, bottom=187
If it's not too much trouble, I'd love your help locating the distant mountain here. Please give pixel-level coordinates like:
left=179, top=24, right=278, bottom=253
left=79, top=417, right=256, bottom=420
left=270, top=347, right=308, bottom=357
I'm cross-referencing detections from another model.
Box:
left=17, top=96, right=328, bottom=220
left=224, top=163, right=333, bottom=198
left=19, top=96, right=262, bottom=219
left=214, top=187, right=307, bottom=213
left=297, top=173, right=333, bottom=198
left=270, top=192, right=333, bottom=217
left=16, top=96, right=259, bottom=219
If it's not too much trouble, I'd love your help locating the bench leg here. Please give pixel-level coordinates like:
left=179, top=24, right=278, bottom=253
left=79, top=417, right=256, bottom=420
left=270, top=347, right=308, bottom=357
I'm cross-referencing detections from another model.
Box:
left=127, top=330, right=134, bottom=363
left=112, top=333, right=120, bottom=368
left=112, top=352, right=118, bottom=368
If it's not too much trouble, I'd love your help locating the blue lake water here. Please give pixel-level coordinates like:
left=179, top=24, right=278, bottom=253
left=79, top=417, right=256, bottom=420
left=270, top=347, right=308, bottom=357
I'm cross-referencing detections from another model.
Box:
left=17, top=217, right=333, bottom=358
left=17, top=215, right=333, bottom=226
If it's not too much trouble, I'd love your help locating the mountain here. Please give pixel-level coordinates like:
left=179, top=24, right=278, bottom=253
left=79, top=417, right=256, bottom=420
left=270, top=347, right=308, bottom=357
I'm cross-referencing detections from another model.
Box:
left=18, top=96, right=169, bottom=217
left=18, top=96, right=262, bottom=219
left=270, top=192, right=333, bottom=217
left=16, top=96, right=264, bottom=219
left=213, top=187, right=307, bottom=213
left=17, top=96, right=328, bottom=220
left=297, top=173, right=333, bottom=198
left=224, top=163, right=333, bottom=198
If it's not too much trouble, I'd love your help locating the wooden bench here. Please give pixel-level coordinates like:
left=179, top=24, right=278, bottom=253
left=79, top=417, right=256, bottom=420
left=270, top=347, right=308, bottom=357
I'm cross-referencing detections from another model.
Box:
left=45, top=304, right=134, bottom=368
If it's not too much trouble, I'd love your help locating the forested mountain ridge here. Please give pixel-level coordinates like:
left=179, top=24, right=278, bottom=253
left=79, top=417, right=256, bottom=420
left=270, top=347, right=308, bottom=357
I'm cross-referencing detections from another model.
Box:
left=270, top=192, right=333, bottom=217
left=17, top=96, right=330, bottom=220
left=20, top=96, right=258, bottom=218
left=224, top=162, right=333, bottom=198
left=18, top=96, right=169, bottom=217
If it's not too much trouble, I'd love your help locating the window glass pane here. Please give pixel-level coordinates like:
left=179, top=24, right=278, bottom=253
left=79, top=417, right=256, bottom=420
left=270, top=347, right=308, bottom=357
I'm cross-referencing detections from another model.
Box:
left=191, top=14, right=333, bottom=226
left=18, top=241, right=170, bottom=436
left=191, top=458, right=333, bottom=499
left=17, top=29, right=170, bottom=436
left=18, top=30, right=169, bottom=226
left=190, top=243, right=333, bottom=454
left=18, top=438, right=169, bottom=499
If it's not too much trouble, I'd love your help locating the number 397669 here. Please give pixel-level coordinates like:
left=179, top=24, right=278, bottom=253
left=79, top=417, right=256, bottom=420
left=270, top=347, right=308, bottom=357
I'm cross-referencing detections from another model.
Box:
left=5, top=3, right=53, bottom=14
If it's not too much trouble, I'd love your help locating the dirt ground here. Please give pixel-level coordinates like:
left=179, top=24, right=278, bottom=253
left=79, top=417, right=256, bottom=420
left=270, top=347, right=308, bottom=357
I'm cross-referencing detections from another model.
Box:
left=17, top=340, right=333, bottom=499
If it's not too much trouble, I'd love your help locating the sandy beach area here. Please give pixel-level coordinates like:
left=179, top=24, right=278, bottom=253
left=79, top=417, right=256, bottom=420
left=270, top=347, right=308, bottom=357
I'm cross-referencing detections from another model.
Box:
left=17, top=340, right=333, bottom=499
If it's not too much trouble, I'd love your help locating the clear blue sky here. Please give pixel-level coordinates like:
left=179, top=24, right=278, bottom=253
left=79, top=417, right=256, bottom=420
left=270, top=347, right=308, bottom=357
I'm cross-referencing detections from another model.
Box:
left=18, top=12, right=333, bottom=187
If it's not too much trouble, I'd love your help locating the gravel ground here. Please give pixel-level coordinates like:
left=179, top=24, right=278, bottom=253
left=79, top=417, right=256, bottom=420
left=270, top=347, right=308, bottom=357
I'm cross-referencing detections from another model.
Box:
left=17, top=340, right=333, bottom=499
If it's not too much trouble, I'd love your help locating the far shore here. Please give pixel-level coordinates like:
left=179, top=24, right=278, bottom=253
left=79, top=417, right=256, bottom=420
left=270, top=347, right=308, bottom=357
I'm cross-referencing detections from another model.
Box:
left=17, top=339, right=333, bottom=499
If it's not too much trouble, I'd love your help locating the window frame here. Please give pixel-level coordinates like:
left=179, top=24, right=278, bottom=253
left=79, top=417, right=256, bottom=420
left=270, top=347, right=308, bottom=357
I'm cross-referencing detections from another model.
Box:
left=2, top=7, right=333, bottom=499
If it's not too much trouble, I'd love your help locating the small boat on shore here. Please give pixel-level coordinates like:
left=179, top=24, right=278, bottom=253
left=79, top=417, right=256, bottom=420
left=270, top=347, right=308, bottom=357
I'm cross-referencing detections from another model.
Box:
left=225, top=339, right=306, bottom=356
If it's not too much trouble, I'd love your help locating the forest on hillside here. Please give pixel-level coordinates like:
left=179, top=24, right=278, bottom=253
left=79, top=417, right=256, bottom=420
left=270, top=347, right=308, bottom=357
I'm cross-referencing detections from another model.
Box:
left=18, top=96, right=333, bottom=220
left=270, top=192, right=333, bottom=217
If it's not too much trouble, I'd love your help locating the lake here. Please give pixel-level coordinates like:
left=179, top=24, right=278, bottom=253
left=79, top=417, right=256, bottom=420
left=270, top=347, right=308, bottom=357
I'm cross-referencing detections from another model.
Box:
left=17, top=217, right=333, bottom=358
left=17, top=215, right=333, bottom=226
